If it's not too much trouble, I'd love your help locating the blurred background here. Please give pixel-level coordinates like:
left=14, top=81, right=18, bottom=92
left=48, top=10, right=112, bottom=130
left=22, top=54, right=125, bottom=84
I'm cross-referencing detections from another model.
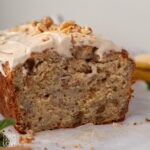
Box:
left=0, top=0, right=150, bottom=55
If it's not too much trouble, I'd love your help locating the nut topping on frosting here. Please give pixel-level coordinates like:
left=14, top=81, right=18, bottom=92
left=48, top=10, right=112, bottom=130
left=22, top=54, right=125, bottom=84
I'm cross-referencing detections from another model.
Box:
left=36, top=23, right=47, bottom=32
left=31, top=20, right=39, bottom=27
left=81, top=26, right=92, bottom=35
left=0, top=16, right=121, bottom=76
left=41, top=16, right=53, bottom=28
left=9, top=17, right=93, bottom=36
left=60, top=20, right=75, bottom=30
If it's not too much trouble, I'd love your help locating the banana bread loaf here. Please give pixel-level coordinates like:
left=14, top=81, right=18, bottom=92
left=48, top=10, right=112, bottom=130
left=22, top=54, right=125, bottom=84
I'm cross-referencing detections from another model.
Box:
left=0, top=17, right=135, bottom=133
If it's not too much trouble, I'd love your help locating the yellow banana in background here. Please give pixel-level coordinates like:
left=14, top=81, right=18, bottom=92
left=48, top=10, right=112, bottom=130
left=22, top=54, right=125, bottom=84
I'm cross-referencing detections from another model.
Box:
left=135, top=54, right=150, bottom=89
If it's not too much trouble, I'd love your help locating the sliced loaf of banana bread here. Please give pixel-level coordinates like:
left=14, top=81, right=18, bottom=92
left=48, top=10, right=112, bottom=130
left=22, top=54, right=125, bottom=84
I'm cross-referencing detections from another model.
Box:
left=0, top=17, right=135, bottom=133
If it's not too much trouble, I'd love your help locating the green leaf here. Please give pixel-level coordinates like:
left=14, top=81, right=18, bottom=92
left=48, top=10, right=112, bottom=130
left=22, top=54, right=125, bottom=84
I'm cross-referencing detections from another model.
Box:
left=0, top=118, right=16, bottom=131
left=0, top=132, right=9, bottom=147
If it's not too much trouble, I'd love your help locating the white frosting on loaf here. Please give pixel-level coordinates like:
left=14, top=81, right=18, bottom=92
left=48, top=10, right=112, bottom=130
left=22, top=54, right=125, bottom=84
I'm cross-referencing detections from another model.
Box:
left=0, top=26, right=121, bottom=76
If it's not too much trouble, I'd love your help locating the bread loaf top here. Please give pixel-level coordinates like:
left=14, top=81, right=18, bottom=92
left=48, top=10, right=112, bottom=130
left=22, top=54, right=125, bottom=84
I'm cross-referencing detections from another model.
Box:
left=0, top=16, right=121, bottom=76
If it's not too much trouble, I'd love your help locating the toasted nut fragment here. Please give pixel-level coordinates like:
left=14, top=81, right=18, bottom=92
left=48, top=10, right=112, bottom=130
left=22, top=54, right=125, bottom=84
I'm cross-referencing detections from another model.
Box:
left=19, top=130, right=34, bottom=144
left=19, top=136, right=32, bottom=143
left=24, top=27, right=29, bottom=32
left=60, top=20, right=75, bottom=30
left=36, top=23, right=47, bottom=32
left=41, top=16, right=53, bottom=28
left=73, top=24, right=81, bottom=32
left=61, top=24, right=81, bottom=34
left=61, top=26, right=73, bottom=34
left=81, top=26, right=92, bottom=34
left=21, top=26, right=29, bottom=32
left=32, top=20, right=38, bottom=27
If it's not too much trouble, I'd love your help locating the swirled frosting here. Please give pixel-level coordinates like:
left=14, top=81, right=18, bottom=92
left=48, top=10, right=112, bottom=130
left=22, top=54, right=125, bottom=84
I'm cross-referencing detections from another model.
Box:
left=0, top=18, right=121, bottom=76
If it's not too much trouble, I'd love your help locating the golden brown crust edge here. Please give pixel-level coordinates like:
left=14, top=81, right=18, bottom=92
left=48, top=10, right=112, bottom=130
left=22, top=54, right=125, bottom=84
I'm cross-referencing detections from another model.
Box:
left=0, top=71, right=17, bottom=118
left=0, top=64, right=23, bottom=132
left=0, top=49, right=135, bottom=133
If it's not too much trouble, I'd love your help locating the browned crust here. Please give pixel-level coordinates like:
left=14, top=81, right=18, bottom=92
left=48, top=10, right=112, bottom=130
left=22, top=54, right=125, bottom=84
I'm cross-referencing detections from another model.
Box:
left=101, top=50, right=135, bottom=124
left=0, top=66, right=17, bottom=118
left=0, top=49, right=135, bottom=133
left=0, top=63, right=22, bottom=132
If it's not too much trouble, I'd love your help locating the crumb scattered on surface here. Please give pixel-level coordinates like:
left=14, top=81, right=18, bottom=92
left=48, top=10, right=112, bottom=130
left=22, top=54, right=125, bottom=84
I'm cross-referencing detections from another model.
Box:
left=72, top=144, right=81, bottom=148
left=19, top=136, right=33, bottom=144
left=62, top=146, right=66, bottom=149
left=44, top=147, right=48, bottom=150
left=112, top=122, right=118, bottom=127
left=132, top=121, right=144, bottom=125
left=19, top=130, right=34, bottom=144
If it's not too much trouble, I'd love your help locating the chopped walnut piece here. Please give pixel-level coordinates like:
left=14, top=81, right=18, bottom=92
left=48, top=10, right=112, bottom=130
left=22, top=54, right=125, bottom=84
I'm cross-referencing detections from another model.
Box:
left=19, top=136, right=33, bottom=143
left=21, top=26, right=29, bottom=32
left=61, top=24, right=82, bottom=34
left=81, top=26, right=92, bottom=34
left=19, top=130, right=34, bottom=144
left=36, top=23, right=47, bottom=32
left=32, top=20, right=38, bottom=27
left=61, top=26, right=73, bottom=34
left=60, top=20, right=75, bottom=30
left=41, top=16, right=53, bottom=28
left=73, top=24, right=81, bottom=32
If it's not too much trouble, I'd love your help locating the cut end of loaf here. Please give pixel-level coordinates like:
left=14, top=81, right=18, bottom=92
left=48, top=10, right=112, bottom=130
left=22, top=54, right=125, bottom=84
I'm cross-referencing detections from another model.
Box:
left=12, top=49, right=135, bottom=133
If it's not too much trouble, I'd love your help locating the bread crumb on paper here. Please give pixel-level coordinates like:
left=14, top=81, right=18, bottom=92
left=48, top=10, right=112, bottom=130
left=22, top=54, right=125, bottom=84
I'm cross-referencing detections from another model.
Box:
left=19, top=130, right=34, bottom=144
left=112, top=122, right=118, bottom=127
left=89, top=146, right=94, bottom=150
left=133, top=122, right=137, bottom=125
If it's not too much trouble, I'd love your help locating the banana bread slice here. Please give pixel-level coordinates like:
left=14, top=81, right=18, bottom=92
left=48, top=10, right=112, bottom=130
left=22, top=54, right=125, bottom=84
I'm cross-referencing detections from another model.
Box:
left=0, top=17, right=135, bottom=133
